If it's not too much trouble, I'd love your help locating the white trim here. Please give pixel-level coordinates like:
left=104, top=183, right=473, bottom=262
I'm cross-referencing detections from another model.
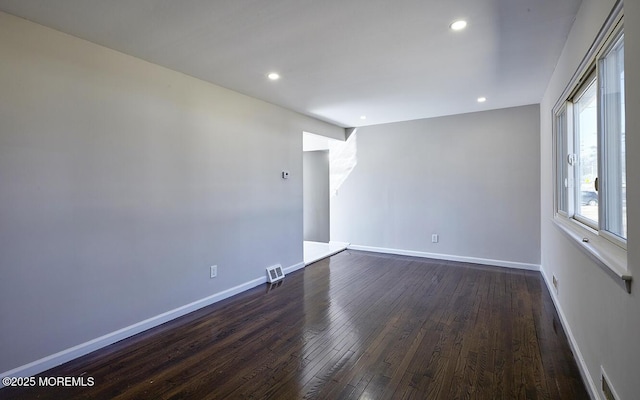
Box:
left=0, top=261, right=305, bottom=387
left=283, top=261, right=305, bottom=274
left=600, top=366, right=621, bottom=400
left=540, top=267, right=600, bottom=400
left=347, top=244, right=540, bottom=271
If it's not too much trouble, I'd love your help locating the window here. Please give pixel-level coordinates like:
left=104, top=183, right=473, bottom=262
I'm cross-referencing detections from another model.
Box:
left=574, top=76, right=598, bottom=227
left=554, top=23, right=626, bottom=247
left=600, top=34, right=626, bottom=239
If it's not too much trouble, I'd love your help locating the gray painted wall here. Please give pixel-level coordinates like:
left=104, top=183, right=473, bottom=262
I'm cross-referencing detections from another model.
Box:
left=331, top=105, right=541, bottom=265
left=0, top=12, right=343, bottom=373
left=303, top=151, right=330, bottom=242
left=540, top=1, right=640, bottom=399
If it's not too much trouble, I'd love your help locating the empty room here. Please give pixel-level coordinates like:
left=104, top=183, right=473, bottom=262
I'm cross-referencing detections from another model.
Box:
left=0, top=0, right=638, bottom=399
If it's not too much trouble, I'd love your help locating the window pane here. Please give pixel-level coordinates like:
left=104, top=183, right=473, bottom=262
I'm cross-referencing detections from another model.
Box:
left=574, top=79, right=598, bottom=224
left=600, top=35, right=626, bottom=239
left=556, top=109, right=568, bottom=213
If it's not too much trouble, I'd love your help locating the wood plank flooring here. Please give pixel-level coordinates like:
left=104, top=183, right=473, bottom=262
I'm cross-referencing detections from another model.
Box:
left=0, top=250, right=589, bottom=399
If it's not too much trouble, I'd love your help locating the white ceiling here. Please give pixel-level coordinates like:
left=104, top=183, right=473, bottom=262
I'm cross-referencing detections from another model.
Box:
left=0, top=0, right=582, bottom=128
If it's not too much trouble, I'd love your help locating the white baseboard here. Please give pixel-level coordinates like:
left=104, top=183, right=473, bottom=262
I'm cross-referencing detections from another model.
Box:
left=539, top=267, right=599, bottom=400
left=283, top=261, right=305, bottom=274
left=0, top=260, right=305, bottom=387
left=347, top=244, right=540, bottom=271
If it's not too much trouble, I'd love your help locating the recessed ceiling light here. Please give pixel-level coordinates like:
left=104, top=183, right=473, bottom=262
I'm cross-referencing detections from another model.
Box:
left=450, top=20, right=467, bottom=31
left=360, top=115, right=367, bottom=120
left=477, top=97, right=487, bottom=103
left=267, top=72, right=280, bottom=80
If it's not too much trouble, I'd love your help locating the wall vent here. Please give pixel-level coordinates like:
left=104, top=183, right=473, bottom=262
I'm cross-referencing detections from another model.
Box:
left=266, top=264, right=285, bottom=283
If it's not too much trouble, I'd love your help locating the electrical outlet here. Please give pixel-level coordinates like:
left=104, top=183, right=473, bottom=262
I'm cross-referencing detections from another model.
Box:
left=431, top=234, right=439, bottom=243
left=210, top=265, right=217, bottom=278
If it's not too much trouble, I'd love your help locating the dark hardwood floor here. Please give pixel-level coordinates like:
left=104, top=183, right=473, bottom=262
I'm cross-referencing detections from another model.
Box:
left=1, top=250, right=588, bottom=399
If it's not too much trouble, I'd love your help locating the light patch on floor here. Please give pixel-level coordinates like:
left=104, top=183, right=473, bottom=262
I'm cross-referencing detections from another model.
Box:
left=303, top=241, right=348, bottom=265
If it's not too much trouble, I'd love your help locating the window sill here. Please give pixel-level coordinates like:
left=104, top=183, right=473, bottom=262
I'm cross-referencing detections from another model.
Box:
left=552, top=216, right=631, bottom=293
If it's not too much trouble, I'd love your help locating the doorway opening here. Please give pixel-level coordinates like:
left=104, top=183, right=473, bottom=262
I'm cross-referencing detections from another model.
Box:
left=302, top=132, right=349, bottom=264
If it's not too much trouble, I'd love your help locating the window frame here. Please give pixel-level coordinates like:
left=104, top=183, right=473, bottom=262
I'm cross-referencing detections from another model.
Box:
left=551, top=1, right=629, bottom=289
left=598, top=30, right=627, bottom=246
left=569, top=72, right=599, bottom=231
left=554, top=104, right=569, bottom=218
left=553, top=15, right=626, bottom=241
